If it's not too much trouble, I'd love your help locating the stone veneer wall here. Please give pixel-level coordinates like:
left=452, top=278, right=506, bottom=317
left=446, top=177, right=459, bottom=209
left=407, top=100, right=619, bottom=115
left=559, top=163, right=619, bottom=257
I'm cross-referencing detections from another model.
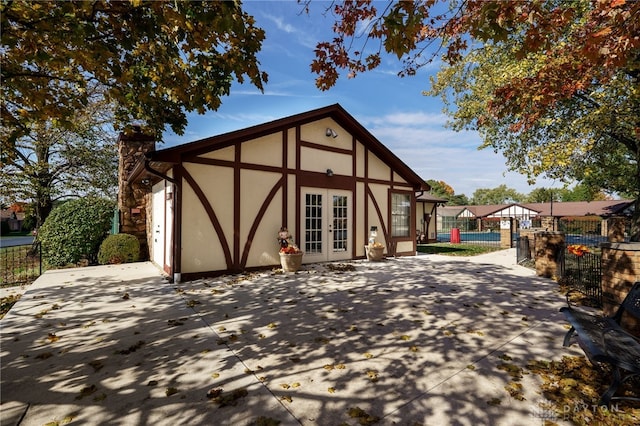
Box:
left=534, top=231, right=565, bottom=279
left=540, top=216, right=557, bottom=232
left=518, top=228, right=543, bottom=260
left=118, top=132, right=155, bottom=260
left=605, top=217, right=627, bottom=242
left=601, top=242, right=640, bottom=335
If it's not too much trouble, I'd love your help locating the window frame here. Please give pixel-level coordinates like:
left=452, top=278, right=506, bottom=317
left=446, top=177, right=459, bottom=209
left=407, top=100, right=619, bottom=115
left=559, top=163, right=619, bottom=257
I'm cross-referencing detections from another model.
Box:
left=390, top=190, right=412, bottom=238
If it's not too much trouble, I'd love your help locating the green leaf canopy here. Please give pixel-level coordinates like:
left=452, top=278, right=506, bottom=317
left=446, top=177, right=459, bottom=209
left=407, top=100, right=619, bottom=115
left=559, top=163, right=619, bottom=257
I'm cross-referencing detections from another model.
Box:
left=1, top=0, right=268, bottom=145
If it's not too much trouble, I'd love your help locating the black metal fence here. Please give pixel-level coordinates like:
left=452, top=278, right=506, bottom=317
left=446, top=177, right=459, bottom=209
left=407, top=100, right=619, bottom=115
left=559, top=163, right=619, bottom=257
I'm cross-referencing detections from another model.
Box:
left=558, top=246, right=602, bottom=306
left=559, top=217, right=630, bottom=247
left=437, top=218, right=501, bottom=247
left=1, top=243, right=42, bottom=287
left=516, top=236, right=533, bottom=264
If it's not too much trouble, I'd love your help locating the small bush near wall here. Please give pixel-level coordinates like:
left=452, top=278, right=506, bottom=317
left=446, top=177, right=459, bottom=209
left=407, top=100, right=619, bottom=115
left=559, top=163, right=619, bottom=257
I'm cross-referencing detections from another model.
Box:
left=98, top=234, right=140, bottom=265
left=37, top=197, right=115, bottom=267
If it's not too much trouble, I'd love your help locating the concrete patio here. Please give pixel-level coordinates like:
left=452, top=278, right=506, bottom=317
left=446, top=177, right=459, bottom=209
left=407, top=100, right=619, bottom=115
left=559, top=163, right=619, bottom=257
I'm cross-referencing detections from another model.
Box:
left=1, top=249, right=581, bottom=425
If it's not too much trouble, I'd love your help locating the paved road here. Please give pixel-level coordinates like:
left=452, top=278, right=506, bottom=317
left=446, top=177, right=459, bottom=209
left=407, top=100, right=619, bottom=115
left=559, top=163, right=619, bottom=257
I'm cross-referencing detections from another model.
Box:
left=0, top=236, right=34, bottom=248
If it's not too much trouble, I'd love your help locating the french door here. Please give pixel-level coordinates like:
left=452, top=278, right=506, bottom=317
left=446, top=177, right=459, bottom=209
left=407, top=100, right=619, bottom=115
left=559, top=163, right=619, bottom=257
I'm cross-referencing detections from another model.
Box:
left=301, top=188, right=352, bottom=263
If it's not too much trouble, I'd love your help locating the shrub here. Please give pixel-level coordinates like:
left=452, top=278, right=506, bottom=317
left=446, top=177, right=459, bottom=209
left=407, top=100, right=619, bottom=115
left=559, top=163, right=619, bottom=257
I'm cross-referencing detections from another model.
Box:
left=98, top=233, right=140, bottom=264
left=21, top=213, right=36, bottom=233
left=37, top=197, right=115, bottom=267
left=0, top=220, right=9, bottom=236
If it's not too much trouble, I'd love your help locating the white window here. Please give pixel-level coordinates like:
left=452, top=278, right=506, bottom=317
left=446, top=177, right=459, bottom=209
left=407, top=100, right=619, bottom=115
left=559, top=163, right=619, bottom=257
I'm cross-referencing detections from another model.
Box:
left=391, top=193, right=411, bottom=237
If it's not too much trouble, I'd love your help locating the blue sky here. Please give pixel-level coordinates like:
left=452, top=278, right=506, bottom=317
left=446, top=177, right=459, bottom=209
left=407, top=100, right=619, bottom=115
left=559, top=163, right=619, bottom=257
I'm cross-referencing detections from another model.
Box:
left=162, top=0, right=559, bottom=198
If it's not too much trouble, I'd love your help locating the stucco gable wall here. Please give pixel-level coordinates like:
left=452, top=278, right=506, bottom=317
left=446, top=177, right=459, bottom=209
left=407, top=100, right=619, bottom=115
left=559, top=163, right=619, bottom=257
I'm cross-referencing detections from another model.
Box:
left=241, top=133, right=283, bottom=167
left=300, top=118, right=349, bottom=149
left=300, top=146, right=352, bottom=175
left=240, top=169, right=283, bottom=267
left=367, top=152, right=391, bottom=180
left=181, top=163, right=233, bottom=273
left=198, top=145, right=235, bottom=162
left=367, top=183, right=390, bottom=249
left=393, top=171, right=408, bottom=185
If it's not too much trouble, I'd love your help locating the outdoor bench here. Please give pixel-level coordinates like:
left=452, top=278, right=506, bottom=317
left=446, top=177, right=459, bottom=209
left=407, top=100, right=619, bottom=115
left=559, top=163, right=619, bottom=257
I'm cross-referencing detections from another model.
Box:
left=559, top=281, right=640, bottom=406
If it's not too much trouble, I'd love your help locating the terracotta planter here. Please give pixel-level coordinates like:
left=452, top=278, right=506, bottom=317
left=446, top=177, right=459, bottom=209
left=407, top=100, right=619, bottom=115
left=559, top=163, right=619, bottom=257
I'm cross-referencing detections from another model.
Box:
left=365, top=245, right=384, bottom=261
left=279, top=252, right=304, bottom=272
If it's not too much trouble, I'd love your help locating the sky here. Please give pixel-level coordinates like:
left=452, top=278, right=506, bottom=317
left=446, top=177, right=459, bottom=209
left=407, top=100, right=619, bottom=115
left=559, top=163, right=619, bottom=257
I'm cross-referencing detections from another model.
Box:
left=162, top=0, right=561, bottom=198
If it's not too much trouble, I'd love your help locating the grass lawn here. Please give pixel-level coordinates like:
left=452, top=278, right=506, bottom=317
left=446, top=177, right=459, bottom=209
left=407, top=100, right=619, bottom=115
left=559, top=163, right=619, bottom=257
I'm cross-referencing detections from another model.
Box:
left=417, top=243, right=502, bottom=256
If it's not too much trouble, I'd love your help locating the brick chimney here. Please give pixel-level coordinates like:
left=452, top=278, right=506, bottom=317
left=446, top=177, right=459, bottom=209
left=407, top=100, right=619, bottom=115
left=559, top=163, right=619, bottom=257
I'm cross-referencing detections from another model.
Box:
left=117, top=129, right=155, bottom=260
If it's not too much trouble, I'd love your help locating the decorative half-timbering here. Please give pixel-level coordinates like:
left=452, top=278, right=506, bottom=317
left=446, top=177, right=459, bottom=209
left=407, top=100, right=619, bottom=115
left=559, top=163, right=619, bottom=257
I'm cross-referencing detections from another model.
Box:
left=127, top=104, right=429, bottom=280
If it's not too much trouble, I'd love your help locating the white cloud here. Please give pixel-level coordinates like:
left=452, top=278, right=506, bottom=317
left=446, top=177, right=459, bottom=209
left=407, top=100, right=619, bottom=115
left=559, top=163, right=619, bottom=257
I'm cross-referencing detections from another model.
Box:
left=363, top=111, right=449, bottom=127
left=355, top=109, right=558, bottom=196
left=263, top=13, right=297, bottom=34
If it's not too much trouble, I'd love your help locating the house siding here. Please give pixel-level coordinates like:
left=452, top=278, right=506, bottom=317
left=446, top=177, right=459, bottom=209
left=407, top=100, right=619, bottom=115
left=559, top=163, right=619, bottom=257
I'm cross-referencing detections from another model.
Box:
left=135, top=105, right=427, bottom=279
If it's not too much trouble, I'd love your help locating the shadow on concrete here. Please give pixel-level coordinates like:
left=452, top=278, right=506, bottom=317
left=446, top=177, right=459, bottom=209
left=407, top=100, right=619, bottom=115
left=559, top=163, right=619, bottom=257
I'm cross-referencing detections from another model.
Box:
left=1, top=255, right=582, bottom=425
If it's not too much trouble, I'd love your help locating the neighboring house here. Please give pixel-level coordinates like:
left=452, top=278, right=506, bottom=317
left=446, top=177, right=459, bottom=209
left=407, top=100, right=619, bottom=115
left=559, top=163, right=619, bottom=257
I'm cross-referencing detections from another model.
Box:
left=121, top=104, right=430, bottom=281
left=416, top=193, right=448, bottom=242
left=439, top=200, right=632, bottom=221
left=0, top=208, right=25, bottom=232
left=437, top=205, right=465, bottom=231
left=460, top=204, right=541, bottom=221
left=436, top=200, right=633, bottom=233
left=521, top=200, right=633, bottom=218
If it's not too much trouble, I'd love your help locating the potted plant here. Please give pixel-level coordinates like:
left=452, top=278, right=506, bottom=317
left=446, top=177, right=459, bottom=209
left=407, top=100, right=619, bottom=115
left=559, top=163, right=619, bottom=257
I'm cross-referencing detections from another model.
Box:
left=277, top=227, right=303, bottom=272
left=365, top=241, right=385, bottom=261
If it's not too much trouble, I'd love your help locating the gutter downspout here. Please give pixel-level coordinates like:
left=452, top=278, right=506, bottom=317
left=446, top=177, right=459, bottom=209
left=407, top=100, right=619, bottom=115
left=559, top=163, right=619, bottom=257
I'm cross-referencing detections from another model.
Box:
left=415, top=190, right=425, bottom=246
left=145, top=159, right=181, bottom=284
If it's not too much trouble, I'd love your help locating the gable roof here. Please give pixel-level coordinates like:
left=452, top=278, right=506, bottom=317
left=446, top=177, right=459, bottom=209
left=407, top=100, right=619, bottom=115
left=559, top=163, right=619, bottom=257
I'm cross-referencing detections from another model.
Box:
left=439, top=206, right=466, bottom=217
left=437, top=200, right=633, bottom=218
left=460, top=203, right=541, bottom=218
left=141, top=104, right=429, bottom=191
left=416, top=193, right=448, bottom=203
left=521, top=200, right=633, bottom=217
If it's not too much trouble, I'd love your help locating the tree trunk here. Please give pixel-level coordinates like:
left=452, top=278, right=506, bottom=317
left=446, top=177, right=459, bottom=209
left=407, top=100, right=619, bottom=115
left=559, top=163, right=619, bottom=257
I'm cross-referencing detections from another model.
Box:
left=34, top=144, right=53, bottom=228
left=35, top=189, right=52, bottom=229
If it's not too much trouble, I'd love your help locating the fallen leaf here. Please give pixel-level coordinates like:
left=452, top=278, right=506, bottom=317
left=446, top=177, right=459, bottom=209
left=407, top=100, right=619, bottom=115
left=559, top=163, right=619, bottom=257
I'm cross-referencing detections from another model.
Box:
left=206, top=388, right=223, bottom=399
left=36, top=352, right=53, bottom=360
left=75, top=384, right=97, bottom=400
left=487, top=397, right=502, bottom=406
left=214, top=388, right=248, bottom=407
left=347, top=406, right=380, bottom=425
left=88, top=360, right=104, bottom=372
